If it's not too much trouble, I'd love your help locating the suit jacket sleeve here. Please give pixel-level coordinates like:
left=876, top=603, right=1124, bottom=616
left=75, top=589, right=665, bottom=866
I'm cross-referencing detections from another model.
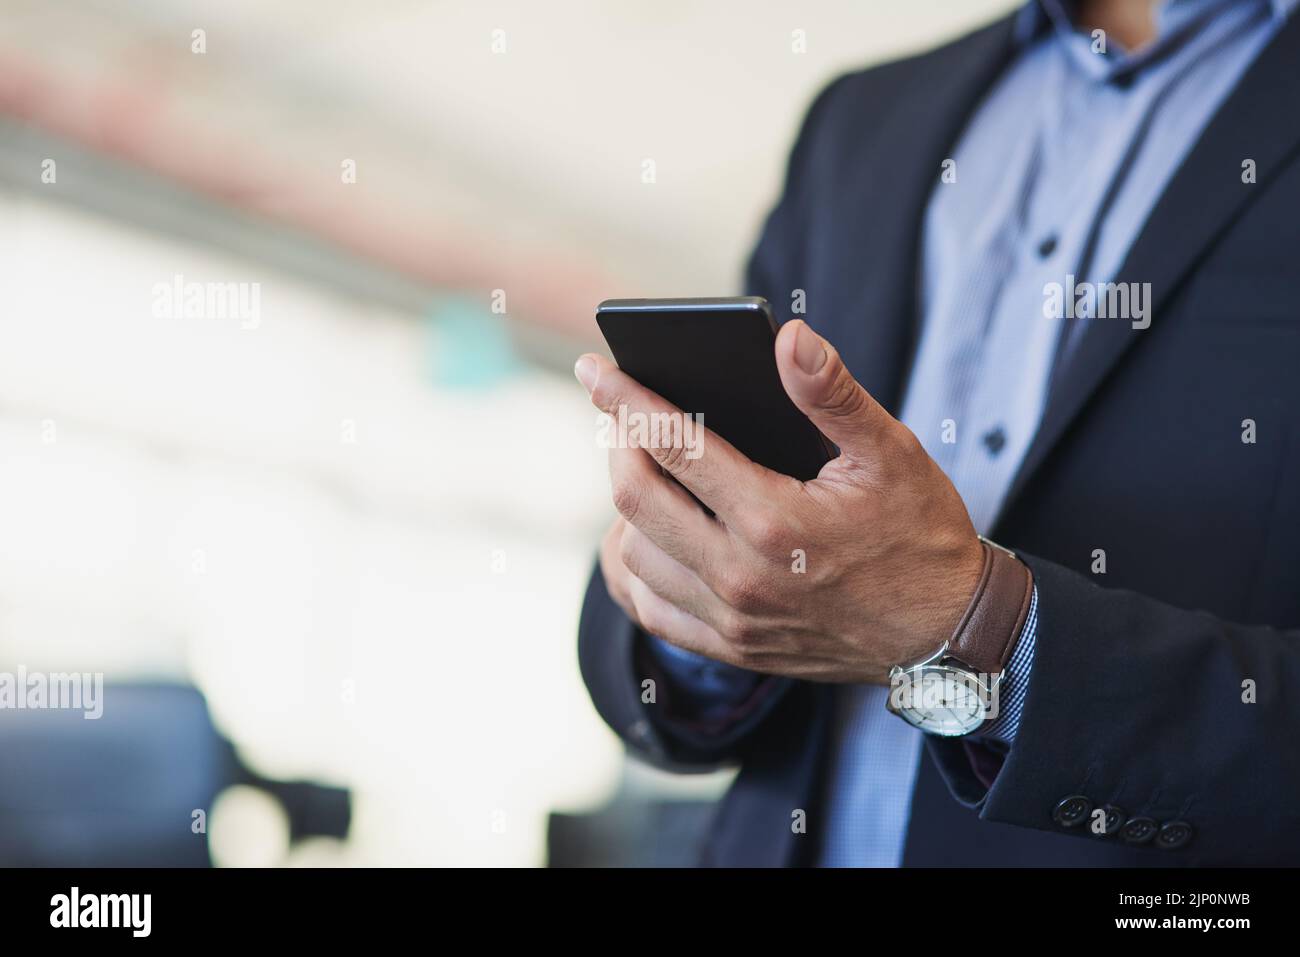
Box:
left=925, top=553, right=1300, bottom=864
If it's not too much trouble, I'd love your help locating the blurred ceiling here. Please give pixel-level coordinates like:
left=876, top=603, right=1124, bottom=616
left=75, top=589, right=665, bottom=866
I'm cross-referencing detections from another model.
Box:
left=0, top=0, right=1016, bottom=339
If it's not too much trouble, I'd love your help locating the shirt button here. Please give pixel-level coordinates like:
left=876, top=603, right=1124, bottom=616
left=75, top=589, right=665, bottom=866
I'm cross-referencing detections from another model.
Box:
left=982, top=426, right=1008, bottom=456
left=1036, top=234, right=1058, bottom=258
left=1156, top=820, right=1194, bottom=851
left=1121, top=816, right=1158, bottom=844
left=1053, top=795, right=1092, bottom=827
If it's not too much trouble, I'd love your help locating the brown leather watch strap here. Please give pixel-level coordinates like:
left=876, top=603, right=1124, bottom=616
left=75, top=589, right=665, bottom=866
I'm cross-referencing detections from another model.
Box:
left=946, top=538, right=1034, bottom=676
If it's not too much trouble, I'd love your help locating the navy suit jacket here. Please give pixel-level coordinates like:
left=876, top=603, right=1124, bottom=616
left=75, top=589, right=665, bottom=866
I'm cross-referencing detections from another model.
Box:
left=578, top=12, right=1300, bottom=866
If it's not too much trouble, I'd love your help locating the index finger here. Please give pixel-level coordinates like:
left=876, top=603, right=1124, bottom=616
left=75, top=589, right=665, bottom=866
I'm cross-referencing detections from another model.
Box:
left=577, top=352, right=780, bottom=528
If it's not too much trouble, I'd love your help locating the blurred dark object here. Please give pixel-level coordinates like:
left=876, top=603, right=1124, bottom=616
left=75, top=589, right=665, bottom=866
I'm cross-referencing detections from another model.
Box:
left=0, top=683, right=349, bottom=866
left=238, top=773, right=351, bottom=847
left=547, top=771, right=717, bottom=867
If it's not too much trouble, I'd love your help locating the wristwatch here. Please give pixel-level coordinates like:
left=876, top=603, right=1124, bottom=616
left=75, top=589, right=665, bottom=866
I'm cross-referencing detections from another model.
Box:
left=886, top=536, right=1034, bottom=737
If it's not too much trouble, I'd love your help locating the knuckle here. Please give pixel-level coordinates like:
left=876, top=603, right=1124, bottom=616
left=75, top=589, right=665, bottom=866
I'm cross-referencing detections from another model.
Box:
left=716, top=608, right=744, bottom=642
left=720, top=611, right=760, bottom=649
left=746, top=513, right=786, bottom=552
left=823, top=370, right=871, bottom=421
left=628, top=587, right=660, bottom=634
left=718, top=572, right=764, bottom=614
left=638, top=605, right=662, bottom=636
left=599, top=527, right=623, bottom=573
left=741, top=499, right=796, bottom=553
left=640, top=601, right=681, bottom=645
left=635, top=604, right=663, bottom=637
left=617, top=530, right=641, bottom=576
left=601, top=519, right=625, bottom=555
left=592, top=380, right=624, bottom=416
left=611, top=478, right=645, bottom=523
left=654, top=438, right=690, bottom=475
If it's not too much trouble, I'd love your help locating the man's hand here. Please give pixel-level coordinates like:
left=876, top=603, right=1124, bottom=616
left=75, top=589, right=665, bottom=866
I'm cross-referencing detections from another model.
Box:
left=577, top=319, right=985, bottom=686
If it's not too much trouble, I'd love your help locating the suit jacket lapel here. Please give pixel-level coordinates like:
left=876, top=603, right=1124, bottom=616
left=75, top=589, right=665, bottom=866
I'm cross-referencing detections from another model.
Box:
left=1004, top=11, right=1300, bottom=510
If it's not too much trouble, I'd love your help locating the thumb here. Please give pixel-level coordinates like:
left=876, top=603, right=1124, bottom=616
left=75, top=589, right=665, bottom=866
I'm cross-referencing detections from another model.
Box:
left=775, top=319, right=891, bottom=463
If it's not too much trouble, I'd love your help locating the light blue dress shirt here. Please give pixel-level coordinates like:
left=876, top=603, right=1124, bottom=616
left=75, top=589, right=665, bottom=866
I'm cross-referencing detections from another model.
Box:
left=649, top=0, right=1295, bottom=867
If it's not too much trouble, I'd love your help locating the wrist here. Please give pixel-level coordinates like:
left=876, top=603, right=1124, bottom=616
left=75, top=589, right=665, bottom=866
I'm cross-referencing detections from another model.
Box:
left=886, top=537, right=1034, bottom=736
left=924, top=532, right=989, bottom=655
left=950, top=536, right=1034, bottom=675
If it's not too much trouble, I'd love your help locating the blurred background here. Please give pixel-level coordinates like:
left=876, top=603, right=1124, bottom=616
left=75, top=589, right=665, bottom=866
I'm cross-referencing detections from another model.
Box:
left=0, top=0, right=1016, bottom=866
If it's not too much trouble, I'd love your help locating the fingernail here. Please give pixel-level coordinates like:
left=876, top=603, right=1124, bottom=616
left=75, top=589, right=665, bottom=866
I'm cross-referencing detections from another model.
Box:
left=574, top=355, right=598, bottom=394
left=793, top=321, right=828, bottom=375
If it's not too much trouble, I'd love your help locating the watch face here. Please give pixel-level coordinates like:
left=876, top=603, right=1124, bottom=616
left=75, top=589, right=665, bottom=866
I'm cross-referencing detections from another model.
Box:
left=890, top=664, right=990, bottom=736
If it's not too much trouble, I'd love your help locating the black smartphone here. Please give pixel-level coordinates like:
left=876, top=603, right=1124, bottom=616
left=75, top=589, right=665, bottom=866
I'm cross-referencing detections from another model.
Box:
left=594, top=296, right=835, bottom=481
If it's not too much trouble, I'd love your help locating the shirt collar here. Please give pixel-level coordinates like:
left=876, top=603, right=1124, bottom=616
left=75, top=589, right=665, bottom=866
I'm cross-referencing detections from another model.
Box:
left=1015, top=0, right=1297, bottom=48
left=1013, top=0, right=1296, bottom=83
